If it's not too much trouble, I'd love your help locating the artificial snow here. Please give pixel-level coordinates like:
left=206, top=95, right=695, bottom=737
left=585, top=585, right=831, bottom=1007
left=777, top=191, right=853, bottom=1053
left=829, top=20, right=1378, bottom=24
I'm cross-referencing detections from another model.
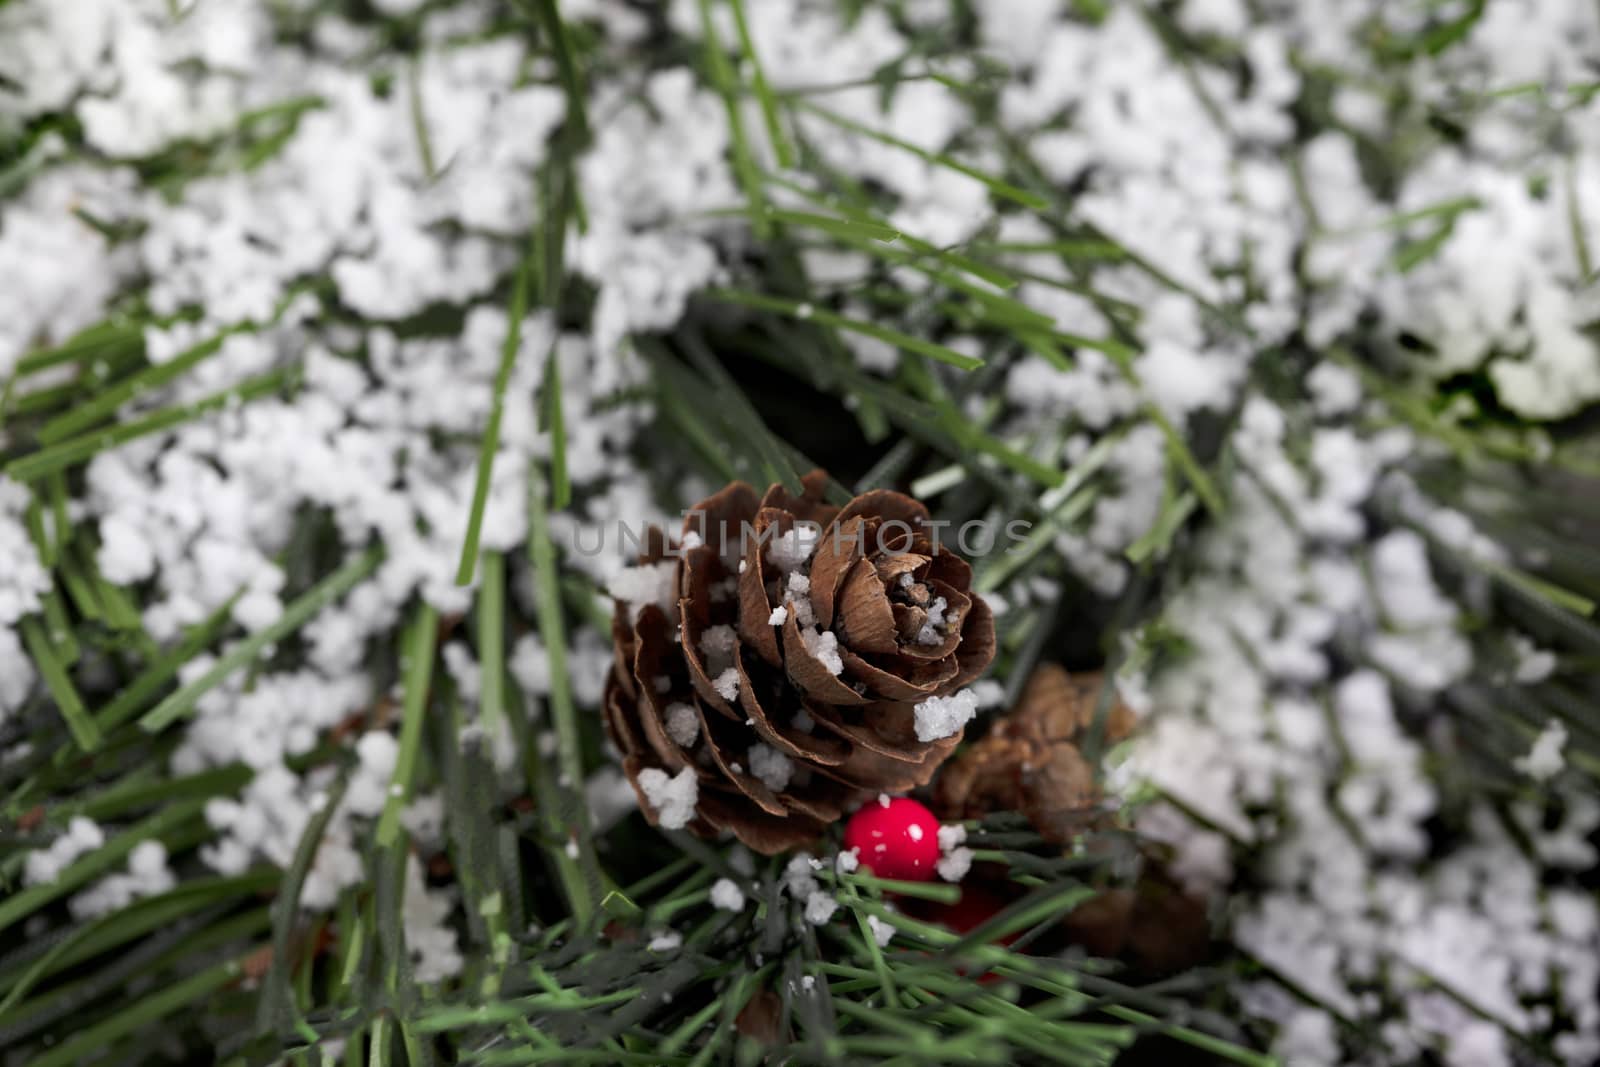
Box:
left=402, top=854, right=464, bottom=984
left=767, top=525, right=820, bottom=572
left=698, top=624, right=738, bottom=674
left=747, top=743, right=795, bottom=792
left=913, top=690, right=978, bottom=742
left=710, top=877, right=746, bottom=912
left=804, top=891, right=839, bottom=925
left=711, top=668, right=740, bottom=703
left=635, top=767, right=698, bottom=831
left=799, top=627, right=843, bottom=676
left=969, top=680, right=1006, bottom=709
left=1514, top=722, right=1568, bottom=782
left=936, top=847, right=973, bottom=884
left=24, top=817, right=105, bottom=886
left=585, top=766, right=640, bottom=834
left=608, top=562, right=678, bottom=618
left=783, top=572, right=817, bottom=627
left=70, top=841, right=177, bottom=921
left=647, top=931, right=682, bottom=953
left=664, top=702, right=700, bottom=748
left=914, top=596, right=949, bottom=646
left=782, top=853, right=821, bottom=901
left=0, top=480, right=51, bottom=629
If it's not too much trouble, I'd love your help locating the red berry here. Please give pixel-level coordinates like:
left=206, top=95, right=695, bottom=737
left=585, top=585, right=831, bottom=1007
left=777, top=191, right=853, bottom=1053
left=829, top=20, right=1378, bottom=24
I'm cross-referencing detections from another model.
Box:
left=843, top=796, right=941, bottom=881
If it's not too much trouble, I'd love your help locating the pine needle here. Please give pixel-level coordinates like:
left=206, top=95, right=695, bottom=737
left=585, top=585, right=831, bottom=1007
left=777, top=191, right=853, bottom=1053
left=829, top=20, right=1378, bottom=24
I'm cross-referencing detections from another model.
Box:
left=0, top=795, right=212, bottom=935
left=727, top=0, right=792, bottom=168
left=260, top=772, right=351, bottom=1032
left=456, top=255, right=533, bottom=587
left=91, top=589, right=243, bottom=735
left=704, top=288, right=983, bottom=370
left=34, top=282, right=312, bottom=445
left=523, top=0, right=590, bottom=143
left=139, top=545, right=383, bottom=732
left=1126, top=489, right=1199, bottom=564
left=526, top=460, right=598, bottom=924
left=696, top=0, right=769, bottom=234
left=407, top=58, right=438, bottom=181
left=794, top=98, right=1049, bottom=211
left=7, top=367, right=296, bottom=483
left=477, top=550, right=508, bottom=738
left=14, top=318, right=144, bottom=379
left=19, top=616, right=100, bottom=751
left=375, top=600, right=440, bottom=847
left=26, top=956, right=243, bottom=1067
left=540, top=344, right=570, bottom=510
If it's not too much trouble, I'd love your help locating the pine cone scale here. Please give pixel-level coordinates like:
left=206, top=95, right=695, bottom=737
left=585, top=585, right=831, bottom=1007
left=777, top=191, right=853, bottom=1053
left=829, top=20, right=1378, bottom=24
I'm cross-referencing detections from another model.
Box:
left=949, top=596, right=996, bottom=689
left=696, top=790, right=822, bottom=855
left=836, top=558, right=899, bottom=654
left=628, top=605, right=695, bottom=771
left=735, top=664, right=850, bottom=766
left=757, top=471, right=839, bottom=527
left=805, top=514, right=866, bottom=628
left=736, top=558, right=782, bottom=666
left=836, top=488, right=929, bottom=530
left=778, top=614, right=870, bottom=705
left=808, top=731, right=957, bottom=794
left=696, top=707, right=790, bottom=816
left=874, top=551, right=928, bottom=584
left=692, top=480, right=761, bottom=551
left=838, top=647, right=956, bottom=702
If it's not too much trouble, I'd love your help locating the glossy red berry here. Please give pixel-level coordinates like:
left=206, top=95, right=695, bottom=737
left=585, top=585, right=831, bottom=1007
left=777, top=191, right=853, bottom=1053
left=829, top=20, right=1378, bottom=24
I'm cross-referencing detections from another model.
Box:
left=844, top=796, right=941, bottom=881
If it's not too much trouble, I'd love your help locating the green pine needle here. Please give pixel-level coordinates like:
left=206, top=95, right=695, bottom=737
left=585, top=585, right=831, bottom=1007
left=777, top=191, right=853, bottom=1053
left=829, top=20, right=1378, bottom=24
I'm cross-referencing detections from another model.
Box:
left=696, top=0, right=770, bottom=234
left=7, top=367, right=296, bottom=483
left=139, top=545, right=384, bottom=732
left=795, top=98, right=1050, bottom=211
left=34, top=282, right=311, bottom=446
left=524, top=0, right=590, bottom=144
left=13, top=318, right=144, bottom=379
left=19, top=615, right=100, bottom=751
left=260, top=772, right=351, bottom=1032
left=26, top=956, right=243, bottom=1067
left=1126, top=489, right=1199, bottom=564
left=704, top=288, right=984, bottom=370
left=728, top=0, right=793, bottom=168
left=375, top=601, right=439, bottom=847
left=92, top=589, right=243, bottom=735
left=456, top=256, right=533, bottom=587
left=476, top=551, right=508, bottom=738
left=0, top=795, right=212, bottom=936
left=540, top=344, right=570, bottom=510
left=526, top=460, right=599, bottom=924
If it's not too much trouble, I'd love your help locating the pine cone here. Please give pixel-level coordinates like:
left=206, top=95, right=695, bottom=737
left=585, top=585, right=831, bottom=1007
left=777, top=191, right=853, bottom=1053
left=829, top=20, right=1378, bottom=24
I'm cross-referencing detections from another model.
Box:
left=932, top=663, right=1135, bottom=844
left=604, top=471, right=996, bottom=854
left=928, top=665, right=1211, bottom=977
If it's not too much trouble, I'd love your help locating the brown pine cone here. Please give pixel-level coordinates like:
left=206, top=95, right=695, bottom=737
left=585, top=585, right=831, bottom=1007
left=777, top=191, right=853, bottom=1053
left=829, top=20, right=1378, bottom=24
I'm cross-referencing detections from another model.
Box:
left=603, top=470, right=996, bottom=854
left=927, top=665, right=1212, bottom=977
left=1058, top=870, right=1213, bottom=978
left=932, top=663, right=1136, bottom=845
